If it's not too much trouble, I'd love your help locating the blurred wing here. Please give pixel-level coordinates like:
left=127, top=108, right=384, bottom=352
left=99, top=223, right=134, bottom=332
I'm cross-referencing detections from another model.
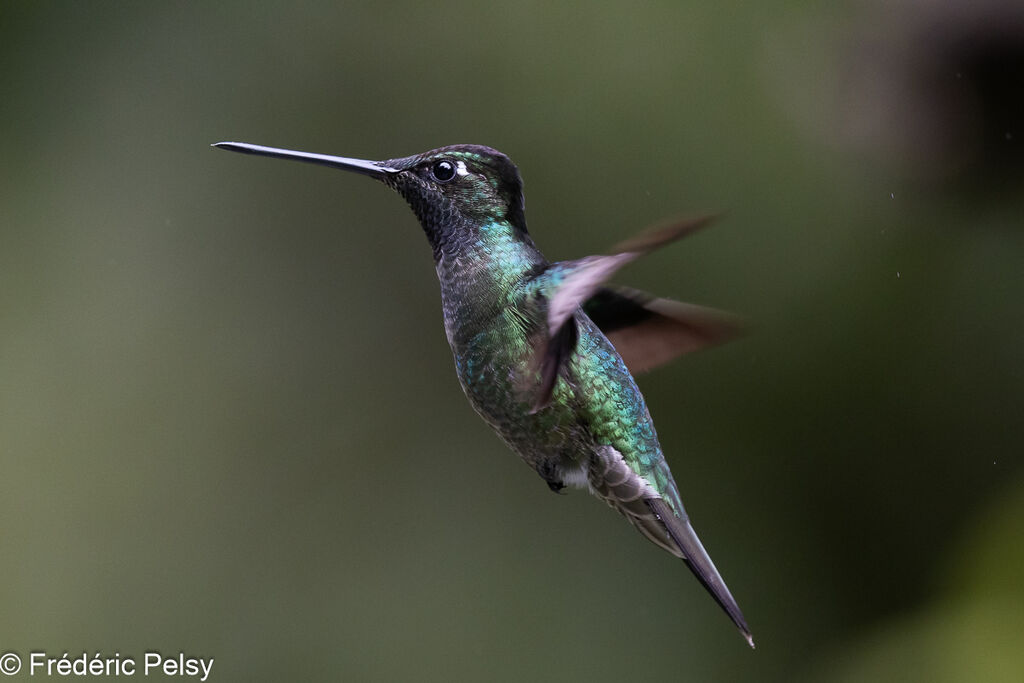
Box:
left=583, top=286, right=742, bottom=374
left=525, top=215, right=718, bottom=412
left=545, top=215, right=716, bottom=336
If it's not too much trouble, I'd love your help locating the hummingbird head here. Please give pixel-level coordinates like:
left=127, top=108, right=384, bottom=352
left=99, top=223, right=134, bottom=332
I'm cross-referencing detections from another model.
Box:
left=382, top=145, right=527, bottom=241
left=213, top=142, right=529, bottom=258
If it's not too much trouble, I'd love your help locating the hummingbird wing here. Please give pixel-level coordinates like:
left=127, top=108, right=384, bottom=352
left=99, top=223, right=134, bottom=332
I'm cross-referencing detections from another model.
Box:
left=544, top=215, right=716, bottom=338
left=583, top=286, right=742, bottom=374
left=525, top=215, right=720, bottom=410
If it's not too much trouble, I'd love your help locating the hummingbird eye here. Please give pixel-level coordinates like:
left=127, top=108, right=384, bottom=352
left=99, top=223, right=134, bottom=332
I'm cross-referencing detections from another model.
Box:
left=431, top=159, right=456, bottom=183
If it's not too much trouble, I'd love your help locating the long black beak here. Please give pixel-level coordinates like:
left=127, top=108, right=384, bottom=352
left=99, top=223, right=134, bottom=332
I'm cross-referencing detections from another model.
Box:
left=212, top=142, right=399, bottom=179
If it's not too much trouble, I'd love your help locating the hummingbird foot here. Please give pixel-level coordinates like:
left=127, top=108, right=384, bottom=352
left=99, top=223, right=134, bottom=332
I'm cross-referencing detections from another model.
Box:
left=537, top=461, right=567, bottom=493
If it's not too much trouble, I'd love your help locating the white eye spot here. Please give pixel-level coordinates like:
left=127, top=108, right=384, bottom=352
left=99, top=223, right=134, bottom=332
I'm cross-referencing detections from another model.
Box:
left=456, top=160, right=469, bottom=176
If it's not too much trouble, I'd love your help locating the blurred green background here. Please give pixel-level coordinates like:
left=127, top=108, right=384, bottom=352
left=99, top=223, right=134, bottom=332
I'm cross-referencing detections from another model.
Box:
left=2, top=2, right=1022, bottom=681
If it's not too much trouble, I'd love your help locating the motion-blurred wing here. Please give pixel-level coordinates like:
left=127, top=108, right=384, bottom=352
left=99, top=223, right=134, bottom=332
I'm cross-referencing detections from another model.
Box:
left=584, top=286, right=742, bottom=374
left=524, top=215, right=723, bottom=410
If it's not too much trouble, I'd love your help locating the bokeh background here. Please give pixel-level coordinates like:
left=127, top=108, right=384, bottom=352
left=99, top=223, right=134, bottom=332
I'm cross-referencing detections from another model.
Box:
left=2, top=2, right=1022, bottom=681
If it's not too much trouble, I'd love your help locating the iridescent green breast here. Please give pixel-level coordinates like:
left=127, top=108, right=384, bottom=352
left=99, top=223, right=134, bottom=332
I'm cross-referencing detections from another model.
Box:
left=444, top=287, right=684, bottom=515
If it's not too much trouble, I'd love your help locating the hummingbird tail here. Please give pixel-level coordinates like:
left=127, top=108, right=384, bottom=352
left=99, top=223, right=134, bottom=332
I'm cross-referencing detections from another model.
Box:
left=647, top=498, right=755, bottom=649
left=587, top=447, right=754, bottom=647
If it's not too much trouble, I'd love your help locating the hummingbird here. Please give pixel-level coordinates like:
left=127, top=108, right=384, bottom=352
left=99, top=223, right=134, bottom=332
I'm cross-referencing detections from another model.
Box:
left=213, top=141, right=754, bottom=647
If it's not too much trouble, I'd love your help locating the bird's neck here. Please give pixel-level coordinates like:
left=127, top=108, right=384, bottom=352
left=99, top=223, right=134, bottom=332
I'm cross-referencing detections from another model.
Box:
left=431, top=216, right=546, bottom=344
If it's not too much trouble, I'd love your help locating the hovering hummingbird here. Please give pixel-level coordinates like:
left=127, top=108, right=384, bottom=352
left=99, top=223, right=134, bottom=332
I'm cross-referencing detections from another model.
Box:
left=214, top=141, right=753, bottom=647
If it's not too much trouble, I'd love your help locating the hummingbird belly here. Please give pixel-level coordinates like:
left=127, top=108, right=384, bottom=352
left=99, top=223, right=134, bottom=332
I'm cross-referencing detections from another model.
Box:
left=449, top=310, right=680, bottom=511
